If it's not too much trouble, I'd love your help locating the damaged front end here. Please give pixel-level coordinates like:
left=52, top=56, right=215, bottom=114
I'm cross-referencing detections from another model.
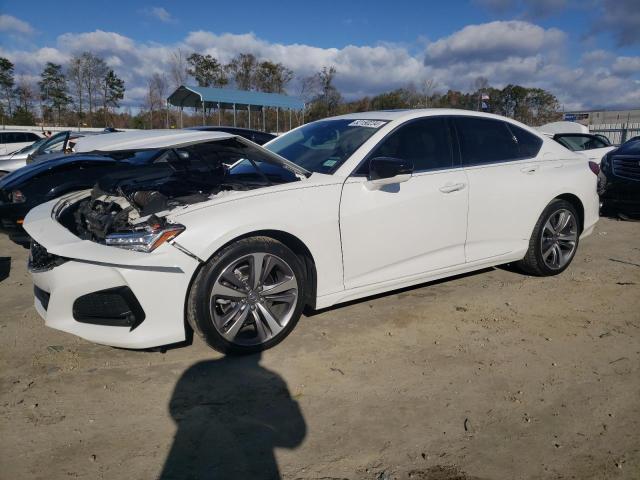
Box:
left=56, top=137, right=306, bottom=252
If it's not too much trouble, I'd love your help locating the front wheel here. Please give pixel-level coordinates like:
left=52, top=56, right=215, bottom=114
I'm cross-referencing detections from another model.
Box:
left=517, top=199, right=580, bottom=276
left=187, top=236, right=306, bottom=354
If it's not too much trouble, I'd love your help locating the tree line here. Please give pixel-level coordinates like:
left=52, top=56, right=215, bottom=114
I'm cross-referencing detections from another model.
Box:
left=0, top=51, right=561, bottom=130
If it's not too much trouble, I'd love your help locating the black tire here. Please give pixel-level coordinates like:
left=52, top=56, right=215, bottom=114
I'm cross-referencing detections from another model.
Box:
left=187, top=236, right=306, bottom=355
left=517, top=199, right=581, bottom=277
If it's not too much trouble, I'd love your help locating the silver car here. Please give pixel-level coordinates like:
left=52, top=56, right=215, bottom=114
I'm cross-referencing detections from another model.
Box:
left=0, top=131, right=87, bottom=178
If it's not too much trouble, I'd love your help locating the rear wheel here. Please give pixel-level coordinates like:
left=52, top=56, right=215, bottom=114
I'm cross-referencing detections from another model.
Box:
left=187, top=236, right=306, bottom=354
left=518, top=199, right=580, bottom=276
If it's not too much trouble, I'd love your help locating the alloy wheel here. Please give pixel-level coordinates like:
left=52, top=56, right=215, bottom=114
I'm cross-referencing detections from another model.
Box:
left=209, top=253, right=299, bottom=346
left=540, top=208, right=578, bottom=270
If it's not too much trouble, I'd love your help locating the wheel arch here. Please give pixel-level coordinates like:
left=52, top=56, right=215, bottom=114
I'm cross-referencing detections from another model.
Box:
left=184, top=229, right=318, bottom=319
left=554, top=193, right=585, bottom=233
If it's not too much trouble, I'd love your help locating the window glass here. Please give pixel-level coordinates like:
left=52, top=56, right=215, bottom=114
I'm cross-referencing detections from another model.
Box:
left=175, top=138, right=297, bottom=185
left=555, top=134, right=608, bottom=151
left=506, top=124, right=543, bottom=158
left=357, top=117, right=453, bottom=174
left=42, top=137, right=67, bottom=153
left=455, top=117, right=520, bottom=165
left=25, top=133, right=40, bottom=142
left=266, top=119, right=387, bottom=174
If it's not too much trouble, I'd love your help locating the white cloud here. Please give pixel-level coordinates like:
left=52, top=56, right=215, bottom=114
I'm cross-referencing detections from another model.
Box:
left=0, top=22, right=638, bottom=111
left=0, top=14, right=34, bottom=35
left=611, top=56, right=640, bottom=77
left=425, top=21, right=566, bottom=65
left=142, top=7, right=174, bottom=23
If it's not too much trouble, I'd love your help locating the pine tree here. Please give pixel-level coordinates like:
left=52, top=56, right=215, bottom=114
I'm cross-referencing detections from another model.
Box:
left=39, top=62, right=71, bottom=125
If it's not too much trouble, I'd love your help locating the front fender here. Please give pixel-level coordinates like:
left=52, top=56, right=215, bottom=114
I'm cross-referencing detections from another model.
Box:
left=171, top=183, right=345, bottom=298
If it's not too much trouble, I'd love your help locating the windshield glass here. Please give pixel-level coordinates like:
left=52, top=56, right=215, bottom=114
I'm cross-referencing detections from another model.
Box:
left=16, top=136, right=48, bottom=154
left=556, top=134, right=609, bottom=151
left=266, top=119, right=388, bottom=174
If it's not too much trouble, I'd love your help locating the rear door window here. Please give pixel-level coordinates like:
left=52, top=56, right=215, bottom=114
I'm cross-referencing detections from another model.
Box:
left=454, top=117, right=521, bottom=166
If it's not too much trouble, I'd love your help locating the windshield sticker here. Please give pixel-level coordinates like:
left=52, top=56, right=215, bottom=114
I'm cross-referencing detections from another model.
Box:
left=323, top=158, right=339, bottom=167
left=347, top=120, right=387, bottom=128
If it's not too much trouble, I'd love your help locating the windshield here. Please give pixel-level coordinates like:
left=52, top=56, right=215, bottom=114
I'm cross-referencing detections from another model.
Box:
left=556, top=134, right=609, bottom=151
left=266, top=119, right=388, bottom=174
left=16, top=136, right=48, bottom=154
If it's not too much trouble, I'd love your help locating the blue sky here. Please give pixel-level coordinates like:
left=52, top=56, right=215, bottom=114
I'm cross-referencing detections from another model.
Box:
left=1, top=0, right=639, bottom=110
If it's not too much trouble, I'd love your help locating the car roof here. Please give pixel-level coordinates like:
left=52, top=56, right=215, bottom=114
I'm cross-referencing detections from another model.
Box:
left=0, top=129, right=43, bottom=133
left=190, top=126, right=272, bottom=134
left=323, top=108, right=531, bottom=124
left=74, top=129, right=234, bottom=152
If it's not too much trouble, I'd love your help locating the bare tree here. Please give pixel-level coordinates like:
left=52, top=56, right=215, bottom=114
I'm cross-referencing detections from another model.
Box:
left=146, top=73, right=167, bottom=128
left=168, top=48, right=188, bottom=90
left=82, top=53, right=108, bottom=126
left=421, top=78, right=438, bottom=107
left=67, top=56, right=85, bottom=125
left=226, top=53, right=258, bottom=90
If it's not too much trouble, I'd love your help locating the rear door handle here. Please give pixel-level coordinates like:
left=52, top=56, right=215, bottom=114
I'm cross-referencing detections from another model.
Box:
left=520, top=165, right=539, bottom=174
left=439, top=182, right=466, bottom=193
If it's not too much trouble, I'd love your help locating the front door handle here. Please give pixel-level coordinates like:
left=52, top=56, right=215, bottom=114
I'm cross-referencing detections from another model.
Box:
left=521, top=165, right=539, bottom=174
left=439, top=182, right=466, bottom=193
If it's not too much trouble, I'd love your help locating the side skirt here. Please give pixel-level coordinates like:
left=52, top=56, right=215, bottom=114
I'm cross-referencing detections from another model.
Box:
left=314, top=251, right=526, bottom=310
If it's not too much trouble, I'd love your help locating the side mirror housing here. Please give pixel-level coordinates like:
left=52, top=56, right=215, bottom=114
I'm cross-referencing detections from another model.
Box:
left=366, top=157, right=413, bottom=189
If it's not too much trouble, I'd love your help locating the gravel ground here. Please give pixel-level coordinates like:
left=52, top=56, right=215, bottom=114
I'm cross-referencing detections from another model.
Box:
left=0, top=217, right=639, bottom=480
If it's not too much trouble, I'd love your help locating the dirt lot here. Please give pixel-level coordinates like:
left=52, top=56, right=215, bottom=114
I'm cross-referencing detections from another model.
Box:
left=0, top=217, right=639, bottom=480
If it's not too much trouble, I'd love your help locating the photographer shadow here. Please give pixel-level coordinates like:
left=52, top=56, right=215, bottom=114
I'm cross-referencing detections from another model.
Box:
left=0, top=257, right=10, bottom=283
left=160, top=352, right=306, bottom=480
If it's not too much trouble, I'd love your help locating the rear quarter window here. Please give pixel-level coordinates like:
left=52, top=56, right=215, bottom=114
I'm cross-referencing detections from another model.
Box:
left=506, top=124, right=543, bottom=159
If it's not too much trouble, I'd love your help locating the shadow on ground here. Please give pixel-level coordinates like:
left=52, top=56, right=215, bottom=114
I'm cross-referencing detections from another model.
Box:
left=160, top=352, right=306, bottom=480
left=0, top=257, right=10, bottom=283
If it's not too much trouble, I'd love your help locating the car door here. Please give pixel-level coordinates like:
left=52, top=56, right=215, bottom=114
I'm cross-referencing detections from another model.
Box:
left=339, top=116, right=469, bottom=289
left=454, top=116, right=546, bottom=263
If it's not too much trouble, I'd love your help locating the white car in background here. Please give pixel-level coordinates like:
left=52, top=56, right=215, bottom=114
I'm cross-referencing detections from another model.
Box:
left=0, top=131, right=89, bottom=177
left=0, top=130, right=43, bottom=156
left=538, top=121, right=616, bottom=163
left=24, top=110, right=599, bottom=354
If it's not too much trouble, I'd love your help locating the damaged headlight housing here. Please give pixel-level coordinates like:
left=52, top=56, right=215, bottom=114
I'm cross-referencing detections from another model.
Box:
left=105, top=223, right=185, bottom=253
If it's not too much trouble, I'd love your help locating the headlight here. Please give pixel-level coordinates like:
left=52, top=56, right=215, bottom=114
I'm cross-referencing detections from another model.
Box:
left=11, top=190, right=26, bottom=203
left=105, top=224, right=185, bottom=253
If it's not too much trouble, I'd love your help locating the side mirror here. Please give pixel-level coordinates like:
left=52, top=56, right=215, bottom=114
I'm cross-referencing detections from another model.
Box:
left=365, top=157, right=413, bottom=189
left=25, top=154, right=34, bottom=165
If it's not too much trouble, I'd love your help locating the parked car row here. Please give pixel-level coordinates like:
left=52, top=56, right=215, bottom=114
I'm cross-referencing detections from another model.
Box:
left=0, top=130, right=96, bottom=178
left=0, top=112, right=636, bottom=355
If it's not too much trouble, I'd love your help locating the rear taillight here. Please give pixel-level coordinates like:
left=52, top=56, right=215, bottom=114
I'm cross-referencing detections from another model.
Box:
left=588, top=161, right=600, bottom=175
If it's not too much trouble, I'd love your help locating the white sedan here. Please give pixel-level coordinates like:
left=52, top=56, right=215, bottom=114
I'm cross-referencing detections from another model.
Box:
left=24, top=110, right=600, bottom=354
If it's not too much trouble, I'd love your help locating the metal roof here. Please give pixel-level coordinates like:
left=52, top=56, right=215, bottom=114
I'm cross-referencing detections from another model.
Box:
left=168, top=85, right=305, bottom=110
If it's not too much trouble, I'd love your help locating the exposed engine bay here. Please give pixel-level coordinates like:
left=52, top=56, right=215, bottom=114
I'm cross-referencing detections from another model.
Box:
left=56, top=139, right=303, bottom=243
